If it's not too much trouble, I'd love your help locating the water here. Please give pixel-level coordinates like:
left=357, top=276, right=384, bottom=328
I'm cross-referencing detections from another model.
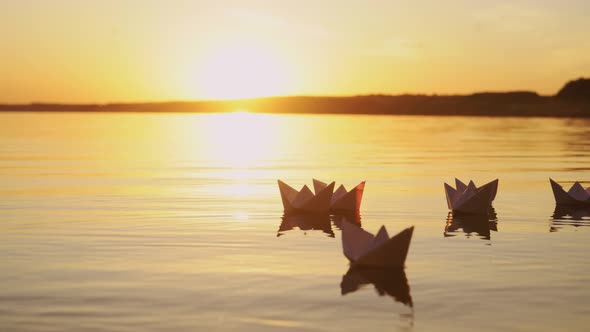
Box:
left=1, top=112, right=590, bottom=331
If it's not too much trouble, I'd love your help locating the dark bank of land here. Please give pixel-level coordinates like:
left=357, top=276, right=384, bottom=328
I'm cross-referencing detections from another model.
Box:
left=2, top=78, right=590, bottom=117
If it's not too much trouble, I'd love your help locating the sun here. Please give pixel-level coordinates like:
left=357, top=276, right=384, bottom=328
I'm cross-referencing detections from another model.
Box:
left=195, top=40, right=292, bottom=100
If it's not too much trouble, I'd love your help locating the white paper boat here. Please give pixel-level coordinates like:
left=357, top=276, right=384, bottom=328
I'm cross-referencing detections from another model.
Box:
left=278, top=180, right=335, bottom=213
left=550, top=178, right=590, bottom=206
left=341, top=220, right=414, bottom=268
left=444, top=178, right=498, bottom=214
left=312, top=179, right=366, bottom=212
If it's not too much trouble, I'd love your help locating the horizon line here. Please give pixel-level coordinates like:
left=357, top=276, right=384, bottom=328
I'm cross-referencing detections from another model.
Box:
left=0, top=89, right=556, bottom=106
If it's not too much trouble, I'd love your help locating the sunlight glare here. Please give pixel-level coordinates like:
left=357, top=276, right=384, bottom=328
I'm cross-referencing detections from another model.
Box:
left=197, top=112, right=280, bottom=171
left=195, top=41, right=292, bottom=100
left=191, top=112, right=282, bottom=201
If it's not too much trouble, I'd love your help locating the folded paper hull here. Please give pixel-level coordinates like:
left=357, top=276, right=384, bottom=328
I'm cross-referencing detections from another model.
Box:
left=278, top=180, right=335, bottom=213
left=352, top=227, right=414, bottom=268
left=550, top=178, right=590, bottom=206
left=313, top=179, right=365, bottom=212
left=444, top=179, right=498, bottom=215
left=341, top=220, right=414, bottom=268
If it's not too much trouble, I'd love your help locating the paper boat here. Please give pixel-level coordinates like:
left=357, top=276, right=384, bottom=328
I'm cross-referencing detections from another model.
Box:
left=444, top=178, right=498, bottom=214
left=312, top=179, right=365, bottom=212
left=549, top=178, right=590, bottom=206
left=278, top=180, right=335, bottom=213
left=341, top=220, right=414, bottom=268
left=341, top=266, right=412, bottom=307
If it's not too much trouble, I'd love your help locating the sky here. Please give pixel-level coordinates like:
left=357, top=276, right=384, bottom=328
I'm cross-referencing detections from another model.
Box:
left=1, top=0, right=589, bottom=103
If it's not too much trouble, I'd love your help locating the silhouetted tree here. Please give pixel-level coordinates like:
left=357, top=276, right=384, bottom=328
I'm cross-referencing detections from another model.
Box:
left=556, top=78, right=590, bottom=101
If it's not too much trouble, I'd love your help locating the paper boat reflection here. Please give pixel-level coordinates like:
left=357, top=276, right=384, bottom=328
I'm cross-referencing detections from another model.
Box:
left=341, top=266, right=412, bottom=307
left=332, top=212, right=362, bottom=229
left=444, top=178, right=498, bottom=214
left=278, top=213, right=334, bottom=237
left=313, top=179, right=365, bottom=212
left=549, top=178, right=590, bottom=206
left=278, top=180, right=335, bottom=213
left=278, top=213, right=362, bottom=238
left=341, top=220, right=414, bottom=268
left=444, top=209, right=498, bottom=240
left=550, top=205, right=590, bottom=232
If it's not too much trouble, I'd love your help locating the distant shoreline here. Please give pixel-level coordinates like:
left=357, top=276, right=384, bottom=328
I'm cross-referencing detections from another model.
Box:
left=1, top=93, right=589, bottom=117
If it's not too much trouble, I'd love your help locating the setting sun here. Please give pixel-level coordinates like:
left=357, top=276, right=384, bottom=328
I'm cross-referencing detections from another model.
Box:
left=193, top=40, right=293, bottom=100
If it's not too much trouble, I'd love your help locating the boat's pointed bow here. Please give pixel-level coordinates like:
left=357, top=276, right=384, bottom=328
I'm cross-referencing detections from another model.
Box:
left=277, top=180, right=298, bottom=211
left=312, top=179, right=328, bottom=195
left=354, top=225, right=415, bottom=268
left=444, top=183, right=457, bottom=209
left=550, top=178, right=580, bottom=205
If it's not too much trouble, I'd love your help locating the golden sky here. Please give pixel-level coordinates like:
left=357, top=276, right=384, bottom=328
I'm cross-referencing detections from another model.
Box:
left=1, top=0, right=589, bottom=103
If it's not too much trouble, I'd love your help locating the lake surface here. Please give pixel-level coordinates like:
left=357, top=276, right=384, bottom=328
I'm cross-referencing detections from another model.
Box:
left=1, top=112, right=590, bottom=331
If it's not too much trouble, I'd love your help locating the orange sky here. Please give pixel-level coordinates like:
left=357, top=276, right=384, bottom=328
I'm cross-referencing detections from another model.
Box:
left=1, top=0, right=589, bottom=103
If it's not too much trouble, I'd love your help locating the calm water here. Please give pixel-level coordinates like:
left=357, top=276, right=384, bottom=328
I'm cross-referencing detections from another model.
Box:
left=1, top=112, right=590, bottom=331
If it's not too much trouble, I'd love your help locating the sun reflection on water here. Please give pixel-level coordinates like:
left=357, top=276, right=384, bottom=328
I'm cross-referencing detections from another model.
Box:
left=197, top=111, right=281, bottom=170
left=187, top=111, right=285, bottom=205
